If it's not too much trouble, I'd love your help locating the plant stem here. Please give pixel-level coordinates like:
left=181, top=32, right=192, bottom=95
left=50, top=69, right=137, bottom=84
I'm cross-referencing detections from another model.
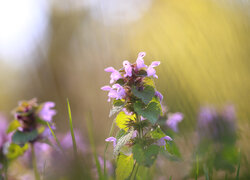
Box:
left=128, top=162, right=137, bottom=180
left=136, top=113, right=142, bottom=139
left=133, top=163, right=140, bottom=180
left=4, top=158, right=8, bottom=180
left=31, top=144, right=40, bottom=180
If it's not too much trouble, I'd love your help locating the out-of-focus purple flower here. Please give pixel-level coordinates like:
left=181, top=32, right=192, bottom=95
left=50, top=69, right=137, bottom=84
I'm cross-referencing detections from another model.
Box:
left=38, top=102, right=57, bottom=122
left=105, top=67, right=123, bottom=84
left=60, top=130, right=86, bottom=153
left=197, top=105, right=237, bottom=142
left=147, top=61, right=160, bottom=78
left=98, top=156, right=114, bottom=176
left=221, top=105, right=236, bottom=122
left=136, top=52, right=147, bottom=69
left=105, top=137, right=116, bottom=148
left=155, top=91, right=163, bottom=102
left=157, top=136, right=172, bottom=147
left=101, top=84, right=126, bottom=102
left=123, top=61, right=133, bottom=77
left=166, top=112, right=184, bottom=132
left=198, top=107, right=217, bottom=125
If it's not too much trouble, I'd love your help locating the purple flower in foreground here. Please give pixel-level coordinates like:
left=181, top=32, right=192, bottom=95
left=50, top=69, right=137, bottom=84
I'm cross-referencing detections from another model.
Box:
left=105, top=137, right=117, bottom=148
left=105, top=67, right=123, bottom=84
left=123, top=61, right=133, bottom=77
left=157, top=136, right=172, bottom=147
left=136, top=52, right=147, bottom=69
left=101, top=84, right=126, bottom=102
left=155, top=91, right=163, bottom=102
left=166, top=112, right=184, bottom=132
left=38, top=102, right=57, bottom=122
left=147, top=61, right=160, bottom=78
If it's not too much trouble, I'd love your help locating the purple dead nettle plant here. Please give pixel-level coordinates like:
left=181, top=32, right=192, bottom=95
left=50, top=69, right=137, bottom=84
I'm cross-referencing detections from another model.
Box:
left=5, top=98, right=57, bottom=179
left=101, top=52, right=180, bottom=177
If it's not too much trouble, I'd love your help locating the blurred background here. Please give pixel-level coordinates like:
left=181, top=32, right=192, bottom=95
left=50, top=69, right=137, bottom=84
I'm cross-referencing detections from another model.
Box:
left=0, top=0, right=249, bottom=179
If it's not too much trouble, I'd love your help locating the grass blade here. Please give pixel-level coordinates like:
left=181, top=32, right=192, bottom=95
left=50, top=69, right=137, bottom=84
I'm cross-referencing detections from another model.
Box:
left=203, top=165, right=209, bottom=180
left=86, top=111, right=103, bottom=180
left=67, top=99, right=78, bottom=157
left=195, top=154, right=199, bottom=180
left=47, top=122, right=63, bottom=152
left=236, top=150, right=241, bottom=180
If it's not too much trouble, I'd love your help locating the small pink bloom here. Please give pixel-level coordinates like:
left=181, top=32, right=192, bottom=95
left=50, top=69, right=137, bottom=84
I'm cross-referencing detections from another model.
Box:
left=123, top=61, right=133, bottom=77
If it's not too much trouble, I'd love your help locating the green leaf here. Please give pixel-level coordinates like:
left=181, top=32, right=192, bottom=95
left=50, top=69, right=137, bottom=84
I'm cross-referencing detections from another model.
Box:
left=114, top=130, right=134, bottom=156
left=67, top=99, right=78, bottom=156
left=151, top=127, right=166, bottom=139
left=134, top=98, right=161, bottom=124
left=12, top=130, right=38, bottom=145
left=143, top=77, right=155, bottom=88
left=165, top=141, right=181, bottom=158
left=132, top=85, right=155, bottom=105
left=132, top=144, right=160, bottom=167
left=116, top=111, right=135, bottom=131
left=7, top=120, right=21, bottom=133
left=6, top=143, right=29, bottom=160
left=116, top=153, right=134, bottom=180
left=109, top=100, right=124, bottom=117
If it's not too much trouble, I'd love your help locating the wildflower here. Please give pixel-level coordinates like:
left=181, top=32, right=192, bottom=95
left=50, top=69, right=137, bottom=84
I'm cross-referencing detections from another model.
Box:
left=166, top=112, right=183, bottom=132
left=12, top=98, right=56, bottom=144
left=105, top=137, right=117, bottom=148
left=101, top=84, right=126, bottom=102
left=157, top=136, right=172, bottom=147
left=197, top=105, right=236, bottom=142
left=123, top=61, right=133, bottom=77
left=38, top=102, right=56, bottom=122
left=105, top=67, right=123, bottom=84
left=147, top=61, right=160, bottom=78
left=155, top=91, right=163, bottom=102
left=136, top=52, right=147, bottom=69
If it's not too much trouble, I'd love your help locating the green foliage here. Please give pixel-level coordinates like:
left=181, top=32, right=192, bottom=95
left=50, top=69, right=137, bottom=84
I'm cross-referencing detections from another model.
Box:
left=132, top=144, right=160, bottom=167
left=67, top=99, right=78, bottom=156
left=114, top=130, right=134, bottom=156
left=109, top=100, right=124, bottom=117
left=6, top=143, right=29, bottom=160
left=12, top=130, right=38, bottom=145
left=7, top=120, right=20, bottom=133
left=151, top=127, right=166, bottom=139
left=165, top=141, right=181, bottom=159
left=132, top=85, right=155, bottom=105
left=116, top=153, right=134, bottom=180
left=116, top=111, right=135, bottom=131
left=143, top=77, right=155, bottom=88
left=134, top=97, right=161, bottom=124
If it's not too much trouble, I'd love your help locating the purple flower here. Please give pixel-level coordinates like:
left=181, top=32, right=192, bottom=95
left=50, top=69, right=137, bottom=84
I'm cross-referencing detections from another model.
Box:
left=166, top=112, right=184, bottom=132
left=60, top=130, right=86, bottom=153
left=105, top=137, right=116, bottom=148
left=0, top=114, right=10, bottom=148
left=38, top=102, right=57, bottom=122
left=98, top=156, right=114, bottom=176
left=155, top=91, right=163, bottom=102
left=105, top=67, right=123, bottom=84
left=123, top=61, right=133, bottom=77
left=157, top=136, right=172, bottom=147
left=136, top=52, right=147, bottom=69
left=147, top=61, right=160, bottom=78
left=101, top=84, right=126, bottom=102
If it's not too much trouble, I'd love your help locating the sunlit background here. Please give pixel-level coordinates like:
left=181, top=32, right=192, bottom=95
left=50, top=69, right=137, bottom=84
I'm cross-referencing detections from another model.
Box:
left=0, top=0, right=250, bottom=179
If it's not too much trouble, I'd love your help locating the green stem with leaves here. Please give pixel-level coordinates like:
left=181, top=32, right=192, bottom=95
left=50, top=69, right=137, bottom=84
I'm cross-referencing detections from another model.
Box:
left=31, top=144, right=40, bottom=180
